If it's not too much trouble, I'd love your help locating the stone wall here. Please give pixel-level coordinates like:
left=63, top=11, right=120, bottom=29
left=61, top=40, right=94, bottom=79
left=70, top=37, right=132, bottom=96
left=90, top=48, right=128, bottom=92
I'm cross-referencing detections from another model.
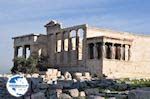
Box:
left=46, top=21, right=87, bottom=71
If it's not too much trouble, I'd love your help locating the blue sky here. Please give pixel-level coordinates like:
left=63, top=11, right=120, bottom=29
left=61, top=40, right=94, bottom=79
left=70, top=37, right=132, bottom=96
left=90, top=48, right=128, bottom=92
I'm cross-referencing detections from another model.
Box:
left=0, top=0, right=150, bottom=73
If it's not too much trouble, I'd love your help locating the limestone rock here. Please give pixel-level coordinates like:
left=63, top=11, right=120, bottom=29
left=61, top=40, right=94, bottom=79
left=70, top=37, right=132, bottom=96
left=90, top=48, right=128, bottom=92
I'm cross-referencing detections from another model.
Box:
left=46, top=69, right=58, bottom=80
left=64, top=72, right=72, bottom=80
left=80, top=91, right=86, bottom=97
left=26, top=74, right=31, bottom=78
left=73, top=79, right=77, bottom=82
left=74, top=72, right=91, bottom=81
left=38, top=83, right=49, bottom=89
left=74, top=72, right=82, bottom=81
left=108, top=97, right=116, bottom=99
left=48, top=89, right=62, bottom=98
left=56, top=89, right=63, bottom=97
left=128, top=89, right=150, bottom=99
left=115, top=94, right=127, bottom=99
left=83, top=72, right=90, bottom=77
left=49, top=84, right=63, bottom=89
left=25, top=92, right=46, bottom=99
left=83, top=72, right=91, bottom=80
left=57, top=71, right=61, bottom=77
left=67, top=89, right=79, bottom=97
left=40, top=75, right=45, bottom=78
left=57, top=80, right=74, bottom=89
left=31, top=78, right=43, bottom=84
left=113, top=83, right=128, bottom=91
left=72, top=81, right=88, bottom=90
left=47, top=77, right=58, bottom=84
left=74, top=72, right=82, bottom=77
left=87, top=80, right=100, bottom=88
left=58, top=93, right=72, bottom=99
left=87, top=95, right=105, bottom=99
left=32, top=73, right=39, bottom=78
left=58, top=75, right=65, bottom=80
left=49, top=94, right=57, bottom=99
left=85, top=88, right=99, bottom=95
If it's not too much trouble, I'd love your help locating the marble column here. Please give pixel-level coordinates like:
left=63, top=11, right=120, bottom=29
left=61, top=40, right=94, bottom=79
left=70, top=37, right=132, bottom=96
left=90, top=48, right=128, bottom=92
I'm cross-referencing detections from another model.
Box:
left=68, top=30, right=71, bottom=65
left=128, top=45, right=131, bottom=61
left=122, top=45, right=125, bottom=60
left=61, top=32, right=64, bottom=64
left=76, top=29, right=79, bottom=64
left=125, top=45, right=129, bottom=61
left=14, top=46, right=18, bottom=58
left=68, top=31, right=72, bottom=51
left=94, top=43, right=97, bottom=59
left=23, top=45, right=26, bottom=58
left=61, top=32, right=64, bottom=52
left=111, top=44, right=115, bottom=59
left=76, top=30, right=79, bottom=59
left=120, top=44, right=123, bottom=60
left=102, top=42, right=106, bottom=59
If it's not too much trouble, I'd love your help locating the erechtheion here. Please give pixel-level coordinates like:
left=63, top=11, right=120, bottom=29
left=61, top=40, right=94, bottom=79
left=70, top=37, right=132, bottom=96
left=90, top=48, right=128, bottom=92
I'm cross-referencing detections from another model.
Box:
left=13, top=20, right=150, bottom=78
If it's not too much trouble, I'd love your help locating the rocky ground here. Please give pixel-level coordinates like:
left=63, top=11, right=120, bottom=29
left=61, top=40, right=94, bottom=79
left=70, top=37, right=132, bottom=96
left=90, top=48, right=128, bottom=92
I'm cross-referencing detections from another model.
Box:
left=0, top=69, right=150, bottom=99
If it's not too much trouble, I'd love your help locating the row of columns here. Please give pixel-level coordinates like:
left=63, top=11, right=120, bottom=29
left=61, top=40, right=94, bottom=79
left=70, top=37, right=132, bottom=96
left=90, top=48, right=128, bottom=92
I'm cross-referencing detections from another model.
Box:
left=55, top=29, right=84, bottom=61
left=14, top=45, right=30, bottom=58
left=89, top=42, right=131, bottom=61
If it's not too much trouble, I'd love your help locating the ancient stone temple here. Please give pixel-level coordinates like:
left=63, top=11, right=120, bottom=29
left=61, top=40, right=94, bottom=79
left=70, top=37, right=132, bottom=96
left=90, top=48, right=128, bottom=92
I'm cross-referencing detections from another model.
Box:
left=13, top=20, right=150, bottom=78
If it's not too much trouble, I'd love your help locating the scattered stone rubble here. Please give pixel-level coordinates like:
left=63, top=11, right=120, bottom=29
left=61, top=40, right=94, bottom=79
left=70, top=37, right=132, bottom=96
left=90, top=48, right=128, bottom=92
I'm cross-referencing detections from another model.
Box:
left=0, top=69, right=150, bottom=99
left=128, top=87, right=150, bottom=99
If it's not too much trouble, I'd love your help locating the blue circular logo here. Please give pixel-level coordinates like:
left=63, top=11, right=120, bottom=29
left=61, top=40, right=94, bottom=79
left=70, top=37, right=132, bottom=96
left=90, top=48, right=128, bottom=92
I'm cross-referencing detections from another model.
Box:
left=6, top=75, right=29, bottom=97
